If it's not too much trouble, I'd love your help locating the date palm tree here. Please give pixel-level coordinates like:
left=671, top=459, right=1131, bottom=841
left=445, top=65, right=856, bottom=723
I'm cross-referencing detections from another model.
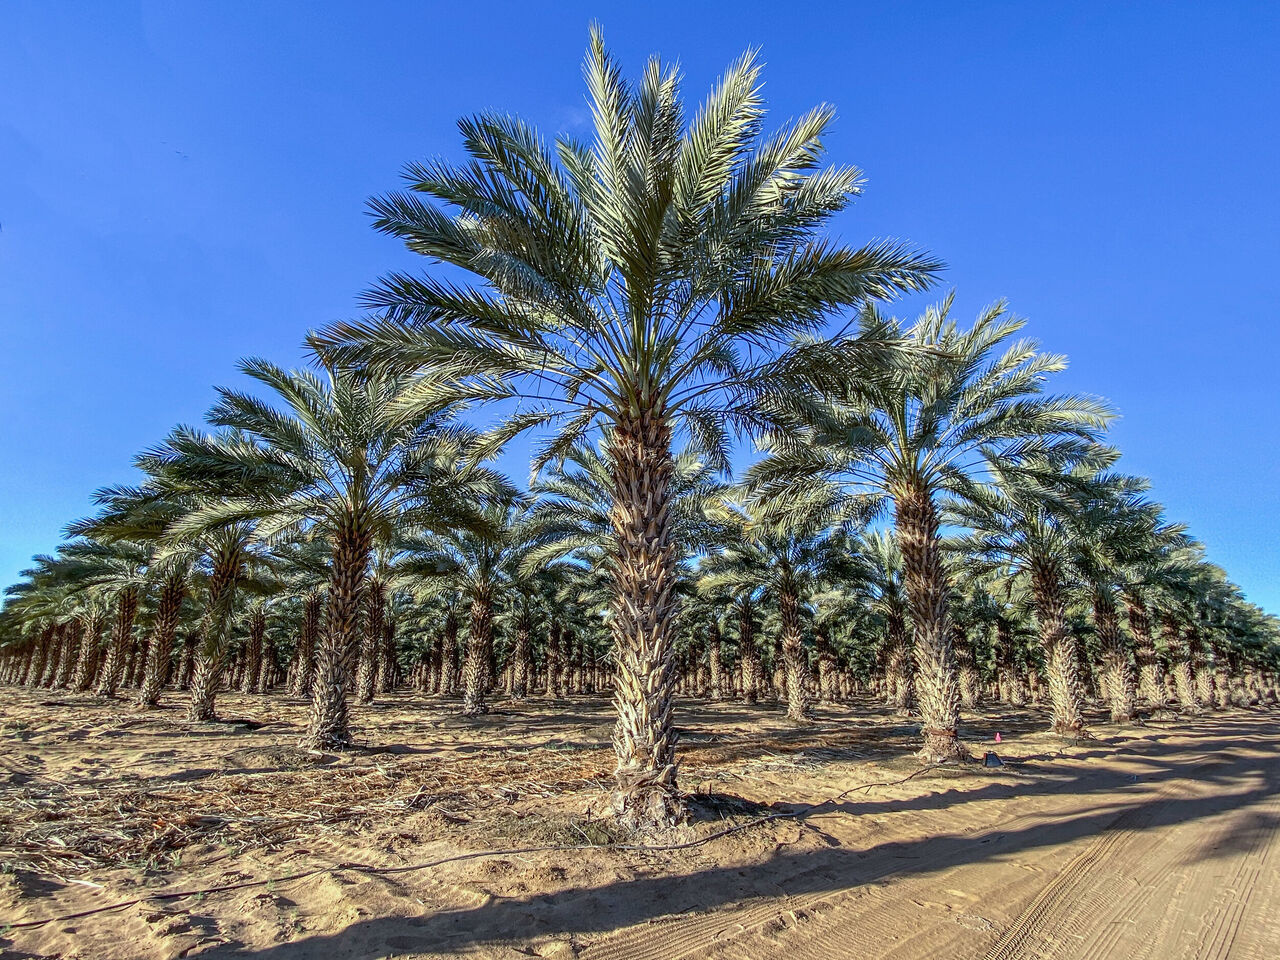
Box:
left=952, top=451, right=1132, bottom=736
left=854, top=530, right=912, bottom=712
left=751, top=296, right=1110, bottom=760
left=142, top=362, right=504, bottom=746
left=399, top=496, right=559, bottom=715
left=66, top=483, right=198, bottom=709
left=700, top=489, right=860, bottom=720
left=312, top=30, right=939, bottom=828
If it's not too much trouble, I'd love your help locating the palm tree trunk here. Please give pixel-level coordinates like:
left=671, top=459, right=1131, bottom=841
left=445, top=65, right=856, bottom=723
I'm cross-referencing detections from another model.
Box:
left=55, top=618, right=83, bottom=689
left=96, top=587, right=139, bottom=699
left=893, top=480, right=966, bottom=761
left=1093, top=588, right=1135, bottom=723
left=738, top=600, right=760, bottom=705
left=377, top=616, right=397, bottom=693
left=138, top=572, right=186, bottom=708
left=1032, top=561, right=1085, bottom=736
left=40, top=625, right=66, bottom=688
left=1164, top=614, right=1198, bottom=712
left=440, top=611, right=458, bottom=696
left=953, top=625, right=980, bottom=709
left=290, top=592, right=322, bottom=699
left=608, top=411, right=683, bottom=832
left=187, top=543, right=243, bottom=723
left=357, top=579, right=385, bottom=705
left=307, top=514, right=373, bottom=749
left=814, top=629, right=838, bottom=703
left=1125, top=593, right=1166, bottom=711
left=73, top=613, right=105, bottom=692
left=884, top=608, right=914, bottom=713
left=511, top=612, right=531, bottom=700
left=778, top=583, right=812, bottom=721
left=26, top=625, right=52, bottom=688
left=462, top=583, right=493, bottom=716
left=707, top=621, right=723, bottom=702
left=544, top=621, right=561, bottom=699
left=240, top=610, right=264, bottom=694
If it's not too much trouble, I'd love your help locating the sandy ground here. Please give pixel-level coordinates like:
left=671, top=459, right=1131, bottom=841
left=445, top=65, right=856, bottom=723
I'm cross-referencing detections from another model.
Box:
left=1, top=689, right=1278, bottom=960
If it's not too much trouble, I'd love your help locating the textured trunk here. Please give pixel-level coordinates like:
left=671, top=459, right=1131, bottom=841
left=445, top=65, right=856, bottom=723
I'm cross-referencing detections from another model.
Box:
left=608, top=411, right=683, bottom=833
left=462, top=583, right=493, bottom=715
left=1126, top=594, right=1166, bottom=711
left=1211, top=643, right=1232, bottom=710
left=893, top=480, right=965, bottom=761
left=357, top=578, right=385, bottom=705
left=1164, top=614, right=1198, bottom=712
left=96, top=587, right=139, bottom=699
left=707, top=621, right=724, bottom=702
left=306, top=515, right=373, bottom=748
left=377, top=616, right=397, bottom=693
left=440, top=611, right=459, bottom=696
left=26, top=626, right=52, bottom=688
left=177, top=635, right=195, bottom=690
left=290, top=592, right=322, bottom=699
left=55, top=618, right=83, bottom=689
left=1032, top=561, right=1085, bottom=736
left=73, top=613, right=105, bottom=692
left=816, top=629, right=838, bottom=703
left=778, top=582, right=811, bottom=721
left=1094, top=589, right=1135, bottom=723
left=240, top=610, right=264, bottom=694
left=187, top=544, right=243, bottom=723
left=954, top=625, right=980, bottom=709
left=40, top=625, right=65, bottom=688
left=511, top=613, right=531, bottom=700
left=884, top=607, right=913, bottom=714
left=738, top=601, right=761, bottom=705
left=544, top=621, right=561, bottom=699
left=138, top=572, right=186, bottom=708
left=252, top=611, right=272, bottom=693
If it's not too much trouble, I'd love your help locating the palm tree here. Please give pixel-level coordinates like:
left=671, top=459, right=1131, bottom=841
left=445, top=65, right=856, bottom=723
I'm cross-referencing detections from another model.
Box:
left=952, top=452, right=1130, bottom=736
left=1071, top=482, right=1180, bottom=723
left=752, top=296, right=1110, bottom=760
left=700, top=490, right=859, bottom=720
left=401, top=497, right=556, bottom=715
left=66, top=483, right=198, bottom=709
left=143, top=361, right=503, bottom=747
left=49, top=538, right=150, bottom=700
left=855, top=531, right=912, bottom=712
left=312, top=29, right=939, bottom=830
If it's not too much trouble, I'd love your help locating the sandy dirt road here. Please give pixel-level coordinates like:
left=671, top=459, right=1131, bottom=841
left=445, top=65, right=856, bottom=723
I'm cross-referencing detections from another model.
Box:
left=577, top=719, right=1280, bottom=960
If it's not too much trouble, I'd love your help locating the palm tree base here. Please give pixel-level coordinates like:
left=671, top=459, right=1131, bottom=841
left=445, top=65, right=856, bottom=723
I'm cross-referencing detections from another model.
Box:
left=612, top=763, right=685, bottom=835
left=918, top=728, right=970, bottom=763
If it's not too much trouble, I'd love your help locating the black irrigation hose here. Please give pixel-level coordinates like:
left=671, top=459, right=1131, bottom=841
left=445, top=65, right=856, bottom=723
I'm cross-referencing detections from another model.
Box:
left=5, top=765, right=945, bottom=931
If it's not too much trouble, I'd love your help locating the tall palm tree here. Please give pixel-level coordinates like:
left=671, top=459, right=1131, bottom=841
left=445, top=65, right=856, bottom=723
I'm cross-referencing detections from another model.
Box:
left=51, top=538, right=150, bottom=700
left=952, top=452, right=1129, bottom=736
left=144, top=361, right=503, bottom=747
left=312, top=29, right=939, bottom=830
left=854, top=530, right=912, bottom=712
left=699, top=490, right=859, bottom=720
left=400, top=497, right=557, bottom=715
left=752, top=296, right=1110, bottom=760
left=67, top=483, right=198, bottom=709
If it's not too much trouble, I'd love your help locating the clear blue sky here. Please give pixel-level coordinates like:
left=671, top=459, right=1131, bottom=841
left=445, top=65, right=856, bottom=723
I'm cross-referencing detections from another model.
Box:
left=2, top=2, right=1277, bottom=609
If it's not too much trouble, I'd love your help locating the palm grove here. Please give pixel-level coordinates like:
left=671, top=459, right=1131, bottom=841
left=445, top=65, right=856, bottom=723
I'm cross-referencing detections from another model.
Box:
left=3, top=32, right=1277, bottom=835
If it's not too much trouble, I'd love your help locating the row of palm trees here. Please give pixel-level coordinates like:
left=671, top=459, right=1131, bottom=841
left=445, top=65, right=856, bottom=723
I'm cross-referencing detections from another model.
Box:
left=3, top=30, right=1277, bottom=834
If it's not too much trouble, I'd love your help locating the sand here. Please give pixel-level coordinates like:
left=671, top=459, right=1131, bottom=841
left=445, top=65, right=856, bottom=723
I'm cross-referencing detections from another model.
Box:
left=1, top=689, right=1277, bottom=959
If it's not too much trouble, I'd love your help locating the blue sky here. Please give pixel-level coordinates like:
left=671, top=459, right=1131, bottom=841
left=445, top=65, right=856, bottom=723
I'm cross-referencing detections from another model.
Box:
left=2, top=2, right=1277, bottom=609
